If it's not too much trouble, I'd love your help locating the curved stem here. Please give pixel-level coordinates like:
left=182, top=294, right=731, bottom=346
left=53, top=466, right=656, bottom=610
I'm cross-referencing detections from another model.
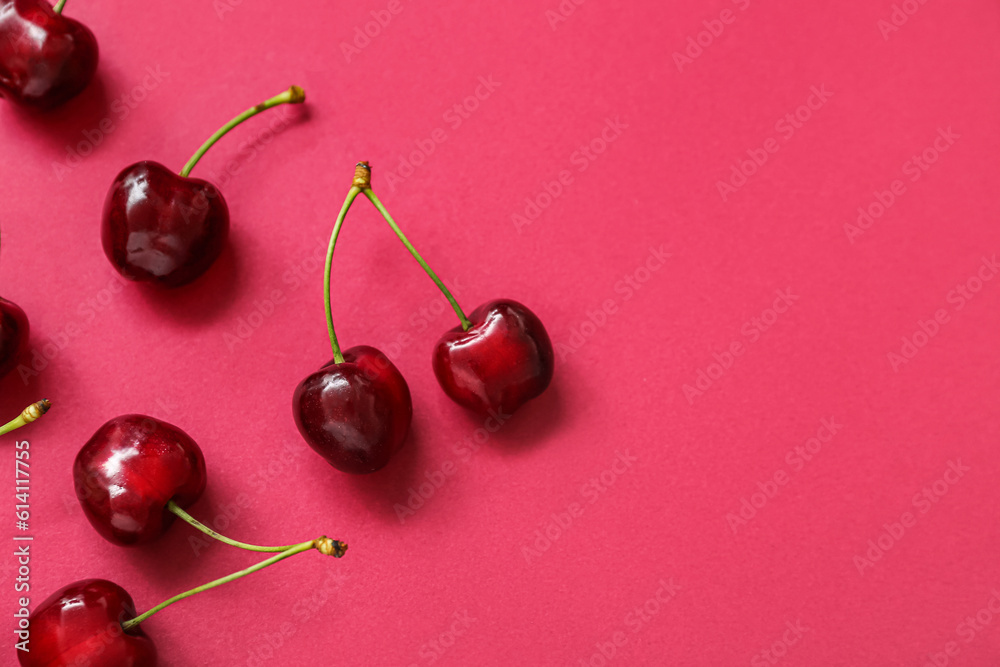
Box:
left=0, top=400, right=51, bottom=436
left=52, top=0, right=67, bottom=14
left=361, top=187, right=470, bottom=331
left=179, top=85, right=305, bottom=178
left=122, top=538, right=344, bottom=632
left=324, top=185, right=363, bottom=364
left=167, top=501, right=302, bottom=553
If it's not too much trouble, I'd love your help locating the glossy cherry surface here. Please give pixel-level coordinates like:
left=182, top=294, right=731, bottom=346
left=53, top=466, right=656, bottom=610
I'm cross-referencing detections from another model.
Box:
left=0, top=0, right=98, bottom=110
left=0, top=296, right=28, bottom=378
left=433, top=299, right=554, bottom=415
left=293, top=345, right=412, bottom=474
left=20, top=579, right=157, bottom=667
left=74, top=414, right=207, bottom=546
left=102, top=161, right=230, bottom=288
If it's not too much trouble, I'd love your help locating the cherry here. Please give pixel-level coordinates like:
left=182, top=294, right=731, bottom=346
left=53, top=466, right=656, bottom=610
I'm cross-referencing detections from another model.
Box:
left=355, top=163, right=555, bottom=416
left=0, top=0, right=98, bottom=111
left=294, top=346, right=412, bottom=474
left=292, top=165, right=412, bottom=474
left=0, top=296, right=29, bottom=379
left=433, top=299, right=554, bottom=415
left=102, top=86, right=305, bottom=288
left=74, top=414, right=206, bottom=546
left=19, top=579, right=156, bottom=667
left=102, top=161, right=230, bottom=288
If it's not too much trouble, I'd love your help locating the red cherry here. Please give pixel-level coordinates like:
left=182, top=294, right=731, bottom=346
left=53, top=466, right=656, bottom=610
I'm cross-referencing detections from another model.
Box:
left=101, top=161, right=229, bottom=288
left=433, top=299, right=554, bottom=415
left=19, top=579, right=156, bottom=667
left=0, top=0, right=98, bottom=110
left=74, top=415, right=206, bottom=546
left=101, top=87, right=304, bottom=288
left=293, top=345, right=412, bottom=474
left=0, top=296, right=29, bottom=378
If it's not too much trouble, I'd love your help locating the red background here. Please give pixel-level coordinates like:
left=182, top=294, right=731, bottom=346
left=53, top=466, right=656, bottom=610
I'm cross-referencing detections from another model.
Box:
left=3, top=0, right=1000, bottom=665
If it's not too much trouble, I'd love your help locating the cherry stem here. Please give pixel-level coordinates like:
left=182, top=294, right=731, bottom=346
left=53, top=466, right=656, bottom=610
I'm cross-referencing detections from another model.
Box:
left=359, top=171, right=470, bottom=331
left=324, top=179, right=364, bottom=364
left=179, top=86, right=305, bottom=178
left=52, top=0, right=67, bottom=14
left=0, top=400, right=51, bottom=437
left=167, top=501, right=303, bottom=553
left=121, top=536, right=346, bottom=632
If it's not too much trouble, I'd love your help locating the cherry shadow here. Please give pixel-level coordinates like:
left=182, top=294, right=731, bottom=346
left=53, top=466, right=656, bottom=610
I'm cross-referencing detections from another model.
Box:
left=130, top=241, right=243, bottom=327
left=114, top=499, right=218, bottom=590
left=436, top=377, right=569, bottom=456
left=339, top=422, right=425, bottom=524
left=4, top=72, right=110, bottom=153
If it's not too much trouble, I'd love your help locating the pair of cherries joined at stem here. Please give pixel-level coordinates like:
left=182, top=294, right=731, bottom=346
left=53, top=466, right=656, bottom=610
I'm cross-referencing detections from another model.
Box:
left=102, top=85, right=305, bottom=288
left=293, top=163, right=555, bottom=474
left=20, top=414, right=347, bottom=667
left=0, top=0, right=98, bottom=110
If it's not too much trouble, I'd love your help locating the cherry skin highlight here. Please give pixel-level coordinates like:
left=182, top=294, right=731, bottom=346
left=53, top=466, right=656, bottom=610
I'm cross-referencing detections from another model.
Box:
left=293, top=345, right=412, bottom=474
left=19, top=579, right=157, bottom=667
left=101, top=161, right=230, bottom=288
left=0, top=0, right=98, bottom=110
left=74, top=414, right=207, bottom=546
left=0, top=297, right=28, bottom=378
left=433, top=299, right=554, bottom=415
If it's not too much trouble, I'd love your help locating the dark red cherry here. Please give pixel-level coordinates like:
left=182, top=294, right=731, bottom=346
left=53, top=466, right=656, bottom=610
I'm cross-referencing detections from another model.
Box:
left=433, top=299, right=554, bottom=415
left=74, top=414, right=207, bottom=546
left=0, top=296, right=29, bottom=378
left=101, top=161, right=229, bottom=288
left=293, top=345, right=412, bottom=474
left=19, top=579, right=156, bottom=667
left=0, top=0, right=98, bottom=110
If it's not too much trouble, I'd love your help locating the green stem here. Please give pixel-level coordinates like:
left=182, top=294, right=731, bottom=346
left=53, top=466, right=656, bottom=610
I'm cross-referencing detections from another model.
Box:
left=361, top=188, right=471, bottom=331
left=121, top=536, right=347, bottom=632
left=52, top=0, right=67, bottom=14
left=167, top=501, right=301, bottom=553
left=324, top=186, right=363, bottom=364
left=179, top=86, right=305, bottom=178
left=0, top=400, right=51, bottom=436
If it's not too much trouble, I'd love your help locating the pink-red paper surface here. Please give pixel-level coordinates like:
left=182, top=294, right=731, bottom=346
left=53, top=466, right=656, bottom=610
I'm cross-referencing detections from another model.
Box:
left=3, top=1, right=1000, bottom=665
